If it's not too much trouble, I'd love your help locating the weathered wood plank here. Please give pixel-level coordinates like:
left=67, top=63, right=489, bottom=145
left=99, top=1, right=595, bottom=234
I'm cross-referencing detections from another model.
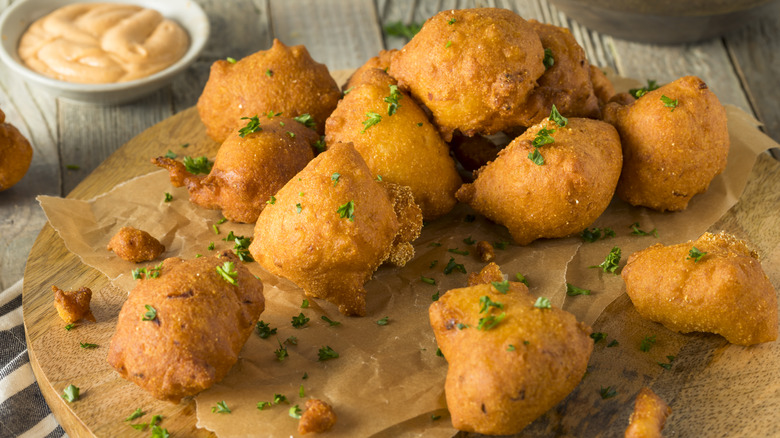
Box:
left=269, top=0, right=385, bottom=70
left=724, top=1, right=780, bottom=145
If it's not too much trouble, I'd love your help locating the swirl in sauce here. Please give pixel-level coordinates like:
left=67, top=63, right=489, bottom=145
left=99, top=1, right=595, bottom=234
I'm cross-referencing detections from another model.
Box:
left=18, top=3, right=189, bottom=83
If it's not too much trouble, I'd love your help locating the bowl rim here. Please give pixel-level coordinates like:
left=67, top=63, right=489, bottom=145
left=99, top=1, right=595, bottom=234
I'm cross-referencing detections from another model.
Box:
left=0, top=0, right=210, bottom=93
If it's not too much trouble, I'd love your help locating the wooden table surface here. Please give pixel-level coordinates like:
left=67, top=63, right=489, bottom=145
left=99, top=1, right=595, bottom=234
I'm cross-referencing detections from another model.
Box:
left=3, top=0, right=780, bottom=434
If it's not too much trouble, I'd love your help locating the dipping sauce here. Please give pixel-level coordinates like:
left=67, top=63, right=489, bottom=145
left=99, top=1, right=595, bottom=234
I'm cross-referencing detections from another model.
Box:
left=18, top=3, right=189, bottom=84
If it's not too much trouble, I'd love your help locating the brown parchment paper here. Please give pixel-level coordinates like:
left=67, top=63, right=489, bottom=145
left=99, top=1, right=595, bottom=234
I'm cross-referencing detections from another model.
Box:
left=37, top=101, right=775, bottom=437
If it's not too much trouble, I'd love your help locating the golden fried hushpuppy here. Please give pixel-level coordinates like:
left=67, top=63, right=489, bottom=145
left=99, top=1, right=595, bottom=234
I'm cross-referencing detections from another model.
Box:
left=344, top=49, right=397, bottom=91
left=603, top=76, right=729, bottom=211
left=325, top=69, right=461, bottom=219
left=511, top=21, right=600, bottom=127
left=53, top=286, right=96, bottom=324
left=589, top=65, right=617, bottom=110
left=622, top=232, right=777, bottom=346
left=154, top=116, right=318, bottom=223
left=430, top=280, right=593, bottom=435
left=0, top=108, right=33, bottom=191
left=456, top=117, right=622, bottom=245
left=297, top=399, right=337, bottom=434
left=625, top=387, right=672, bottom=438
left=389, top=8, right=545, bottom=141
left=197, top=39, right=341, bottom=142
left=107, top=251, right=264, bottom=402
left=107, top=226, right=165, bottom=262
left=249, top=142, right=422, bottom=316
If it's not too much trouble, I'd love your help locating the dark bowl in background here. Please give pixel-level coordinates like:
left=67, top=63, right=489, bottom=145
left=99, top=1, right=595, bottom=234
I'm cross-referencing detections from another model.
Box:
left=549, top=0, right=779, bottom=44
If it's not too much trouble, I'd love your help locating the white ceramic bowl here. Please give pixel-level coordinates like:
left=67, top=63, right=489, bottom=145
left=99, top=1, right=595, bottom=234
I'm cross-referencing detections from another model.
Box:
left=0, top=0, right=210, bottom=104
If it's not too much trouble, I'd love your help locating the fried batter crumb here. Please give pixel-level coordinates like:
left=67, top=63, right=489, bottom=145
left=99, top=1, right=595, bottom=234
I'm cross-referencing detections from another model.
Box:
left=107, top=226, right=165, bottom=263
left=52, top=285, right=96, bottom=324
left=467, top=262, right=504, bottom=286
left=298, top=399, right=337, bottom=434
left=475, top=241, right=495, bottom=263
left=625, top=387, right=671, bottom=438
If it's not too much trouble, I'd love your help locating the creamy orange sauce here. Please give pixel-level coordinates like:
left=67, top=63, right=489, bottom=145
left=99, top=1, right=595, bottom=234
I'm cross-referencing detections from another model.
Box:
left=18, top=3, right=189, bottom=84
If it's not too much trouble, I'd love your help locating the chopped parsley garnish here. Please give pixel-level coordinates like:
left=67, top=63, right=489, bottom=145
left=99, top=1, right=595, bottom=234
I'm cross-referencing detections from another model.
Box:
left=445, top=40, right=452, bottom=48
left=289, top=405, right=302, bottom=419
left=216, top=261, right=238, bottom=285
left=285, top=336, right=298, bottom=345
left=515, top=273, right=529, bottom=286
left=428, top=242, right=442, bottom=247
left=142, top=305, right=157, bottom=321
left=296, top=203, right=303, bottom=214
left=164, top=150, right=177, bottom=159
left=301, top=299, right=309, bottom=308
left=361, top=111, right=382, bottom=133
left=432, top=291, right=440, bottom=301
left=443, top=257, right=466, bottom=275
left=448, top=248, right=469, bottom=255
left=125, top=408, right=144, bottom=421
left=447, top=17, right=456, bottom=25
left=266, top=196, right=276, bottom=205
left=580, top=227, right=616, bottom=242
left=293, top=113, right=316, bottom=129
left=534, top=297, right=551, bottom=309
left=532, top=127, right=555, bottom=148
left=384, top=21, right=422, bottom=39
left=658, top=355, right=676, bottom=370
left=629, top=222, right=658, bottom=237
left=527, top=148, right=544, bottom=166
left=299, top=384, right=305, bottom=397
left=436, top=348, right=444, bottom=357
left=207, top=241, right=215, bottom=251
left=660, top=95, right=678, bottom=111
left=163, top=192, right=172, bottom=202
left=629, top=79, right=660, bottom=98
left=211, top=401, right=231, bottom=414
left=494, top=241, right=510, bottom=250
left=274, top=394, right=288, bottom=404
left=212, top=224, right=220, bottom=235
left=314, top=137, right=326, bottom=153
left=566, top=283, right=591, bottom=296
left=549, top=104, right=568, bottom=127
left=590, top=247, right=621, bottom=274
left=456, top=323, right=468, bottom=330
left=640, top=335, right=657, bottom=352
left=687, top=247, right=707, bottom=262
left=421, top=276, right=436, bottom=285
left=62, top=384, right=79, bottom=402
left=79, top=342, right=98, bottom=349
left=65, top=323, right=74, bottom=331
left=238, top=115, right=263, bottom=137
left=265, top=69, right=273, bottom=77
left=226, top=57, right=236, bottom=64
left=479, top=296, right=504, bottom=313
left=321, top=315, right=341, bottom=327
left=385, top=84, right=403, bottom=116
left=180, top=143, right=189, bottom=148
left=267, top=110, right=282, bottom=118
left=491, top=280, right=510, bottom=294
left=183, top=156, right=213, bottom=174
left=292, top=313, right=310, bottom=328
left=131, top=263, right=163, bottom=280
left=607, top=339, right=619, bottom=348
left=287, top=131, right=295, bottom=138
left=256, top=321, right=277, bottom=339
left=331, top=172, right=340, bottom=185
left=590, top=332, right=607, bottom=343
left=257, top=401, right=271, bottom=410
left=477, top=312, right=506, bottom=331
left=599, top=386, right=617, bottom=399
left=317, top=346, right=339, bottom=361
left=543, top=48, right=555, bottom=69
left=463, top=236, right=475, bottom=245
left=337, top=200, right=355, bottom=221
left=507, top=345, right=516, bottom=351
left=376, top=316, right=389, bottom=326
left=274, top=340, right=288, bottom=361
left=66, top=164, right=80, bottom=171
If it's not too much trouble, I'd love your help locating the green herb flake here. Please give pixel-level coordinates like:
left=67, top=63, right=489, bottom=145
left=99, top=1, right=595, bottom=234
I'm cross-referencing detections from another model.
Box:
left=274, top=394, right=288, bottom=404
left=629, top=222, right=658, bottom=237
left=687, top=247, right=707, bottom=262
left=436, top=348, right=444, bottom=357
left=479, top=295, right=505, bottom=313
left=142, top=304, right=157, bottom=321
left=566, top=283, right=592, bottom=296
left=494, top=241, right=509, bottom=250
left=287, top=131, right=295, bottom=138
left=164, top=150, right=177, bottom=159
left=580, top=227, right=616, bottom=242
left=456, top=323, right=468, bottom=330
left=285, top=336, right=298, bottom=345
left=384, top=21, right=422, bottom=39
left=629, top=80, right=660, bottom=98
left=534, top=297, right=551, bottom=309
left=543, top=48, right=554, bottom=69
left=317, top=345, right=339, bottom=361
left=150, top=415, right=162, bottom=426
left=216, top=261, right=238, bottom=285
left=590, top=332, right=607, bottom=343
left=331, top=172, right=341, bottom=185
left=507, top=344, right=516, bottom=351
left=238, top=115, right=263, bottom=137
left=361, top=111, right=382, bottom=133
left=337, top=200, right=355, bottom=221
left=256, top=320, right=277, bottom=339
left=660, top=95, right=678, bottom=111
left=599, top=386, right=617, bottom=399
left=429, top=260, right=438, bottom=269
left=314, top=137, right=326, bottom=154
left=527, top=148, right=544, bottom=166
left=226, top=57, right=236, bottom=64
left=65, top=323, right=74, bottom=331
left=163, top=192, right=173, bottom=202
left=448, top=248, right=469, bottom=256
left=491, top=280, right=510, bottom=294
left=212, top=224, right=220, bottom=235
left=432, top=291, right=440, bottom=301
left=79, top=342, right=98, bottom=349
left=266, top=196, right=276, bottom=205
left=640, top=335, right=657, bottom=352
left=321, top=315, right=341, bottom=327
left=463, top=236, right=475, bottom=245
left=385, top=84, right=403, bottom=116
left=302, top=372, right=308, bottom=380
left=291, top=313, right=310, bottom=328
left=289, top=404, right=303, bottom=419
left=515, top=273, right=529, bottom=286
left=477, top=312, right=506, bottom=331
left=445, top=40, right=452, bottom=48
left=293, top=113, right=316, bottom=129
left=66, top=164, right=80, bottom=171
left=265, top=69, right=273, bottom=77
left=607, top=339, right=619, bottom=348
left=274, top=340, right=288, bottom=361
left=432, top=414, right=442, bottom=421
left=590, top=246, right=622, bottom=274
left=447, top=17, right=456, bottom=25
left=428, top=242, right=442, bottom=247
left=301, top=299, right=309, bottom=308
left=299, top=384, right=305, bottom=398
left=443, top=257, right=466, bottom=275
left=421, top=276, right=436, bottom=285
left=532, top=127, right=555, bottom=148
left=125, top=408, right=144, bottom=421
left=62, top=384, right=80, bottom=402
left=183, top=156, right=214, bottom=174
left=211, top=401, right=231, bottom=414
left=257, top=401, right=271, bottom=410
left=296, top=203, right=303, bottom=214
left=376, top=316, right=389, bottom=326
left=549, top=104, right=568, bottom=127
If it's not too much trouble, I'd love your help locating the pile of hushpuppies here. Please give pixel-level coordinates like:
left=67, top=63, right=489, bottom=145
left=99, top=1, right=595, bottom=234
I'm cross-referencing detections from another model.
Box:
left=78, top=7, right=776, bottom=436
